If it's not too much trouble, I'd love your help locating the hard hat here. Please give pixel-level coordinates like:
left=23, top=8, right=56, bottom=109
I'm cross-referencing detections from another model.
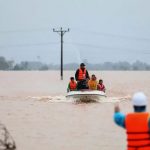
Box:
left=132, top=92, right=147, bottom=106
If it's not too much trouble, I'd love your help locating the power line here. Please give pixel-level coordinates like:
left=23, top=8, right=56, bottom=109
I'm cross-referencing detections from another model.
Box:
left=0, top=42, right=59, bottom=48
left=0, top=27, right=50, bottom=34
left=71, top=27, right=150, bottom=42
left=65, top=42, right=150, bottom=53
left=1, top=27, right=150, bottom=42
left=53, top=27, right=70, bottom=80
left=0, top=41, right=150, bottom=55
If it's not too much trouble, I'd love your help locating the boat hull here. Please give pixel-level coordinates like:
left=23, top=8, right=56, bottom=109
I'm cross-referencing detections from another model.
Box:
left=66, top=90, right=106, bottom=102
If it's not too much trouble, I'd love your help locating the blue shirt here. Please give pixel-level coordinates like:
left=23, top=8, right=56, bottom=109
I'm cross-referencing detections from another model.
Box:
left=114, top=112, right=126, bottom=128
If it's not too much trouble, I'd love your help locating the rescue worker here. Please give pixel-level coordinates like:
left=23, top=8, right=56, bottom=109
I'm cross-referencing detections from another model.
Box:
left=88, top=74, right=98, bottom=90
left=67, top=77, right=77, bottom=92
left=114, top=92, right=150, bottom=150
left=97, top=79, right=106, bottom=92
left=75, top=63, right=90, bottom=90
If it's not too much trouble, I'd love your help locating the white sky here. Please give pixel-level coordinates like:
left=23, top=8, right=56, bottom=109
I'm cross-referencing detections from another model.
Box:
left=0, top=0, right=150, bottom=64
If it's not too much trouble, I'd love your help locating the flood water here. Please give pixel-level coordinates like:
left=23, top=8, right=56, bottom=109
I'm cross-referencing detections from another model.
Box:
left=0, top=71, right=150, bottom=150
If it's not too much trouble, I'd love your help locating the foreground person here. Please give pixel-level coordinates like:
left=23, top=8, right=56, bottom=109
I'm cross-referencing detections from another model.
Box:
left=75, top=63, right=90, bottom=90
left=114, top=92, right=150, bottom=150
left=67, top=77, right=77, bottom=92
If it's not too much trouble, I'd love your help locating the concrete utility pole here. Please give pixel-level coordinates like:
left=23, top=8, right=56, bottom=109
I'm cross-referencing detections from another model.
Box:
left=53, top=27, right=70, bottom=80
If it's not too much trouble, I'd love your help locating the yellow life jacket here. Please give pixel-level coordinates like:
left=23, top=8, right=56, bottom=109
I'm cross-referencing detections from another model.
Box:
left=88, top=80, right=97, bottom=90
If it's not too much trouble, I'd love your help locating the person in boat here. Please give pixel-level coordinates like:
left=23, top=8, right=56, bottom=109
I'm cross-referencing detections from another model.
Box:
left=67, top=77, right=77, bottom=92
left=97, top=79, right=106, bottom=92
left=88, top=74, right=98, bottom=90
left=75, top=63, right=90, bottom=90
left=114, top=92, right=150, bottom=150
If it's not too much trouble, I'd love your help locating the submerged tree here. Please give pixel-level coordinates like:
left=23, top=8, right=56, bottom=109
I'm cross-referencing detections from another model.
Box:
left=0, top=57, right=10, bottom=70
left=0, top=123, right=16, bottom=150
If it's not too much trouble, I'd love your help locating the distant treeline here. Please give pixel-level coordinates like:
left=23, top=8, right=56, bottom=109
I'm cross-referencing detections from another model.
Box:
left=0, top=56, right=150, bottom=71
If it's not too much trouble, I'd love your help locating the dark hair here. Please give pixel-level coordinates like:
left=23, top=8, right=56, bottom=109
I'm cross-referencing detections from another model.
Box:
left=70, top=77, right=74, bottom=80
left=134, top=106, right=146, bottom=112
left=80, top=63, right=85, bottom=67
left=99, top=79, right=103, bottom=82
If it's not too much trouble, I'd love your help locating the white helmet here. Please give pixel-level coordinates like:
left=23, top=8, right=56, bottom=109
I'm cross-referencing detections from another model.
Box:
left=132, top=92, right=147, bottom=106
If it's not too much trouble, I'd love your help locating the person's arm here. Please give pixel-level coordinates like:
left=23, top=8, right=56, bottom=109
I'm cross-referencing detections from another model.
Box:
left=103, top=85, right=106, bottom=92
left=75, top=69, right=79, bottom=81
left=88, top=80, right=90, bottom=89
left=114, top=104, right=120, bottom=113
left=86, top=70, right=90, bottom=79
left=148, top=117, right=150, bottom=130
left=95, top=81, right=98, bottom=90
left=67, top=83, right=70, bottom=93
left=114, top=103, right=126, bottom=128
left=75, top=83, right=77, bottom=91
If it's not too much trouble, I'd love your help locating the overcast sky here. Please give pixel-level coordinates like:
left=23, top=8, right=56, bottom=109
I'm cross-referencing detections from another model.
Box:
left=0, top=0, right=150, bottom=64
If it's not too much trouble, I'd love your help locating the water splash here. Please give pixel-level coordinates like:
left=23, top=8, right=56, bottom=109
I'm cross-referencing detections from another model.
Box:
left=28, top=95, right=131, bottom=103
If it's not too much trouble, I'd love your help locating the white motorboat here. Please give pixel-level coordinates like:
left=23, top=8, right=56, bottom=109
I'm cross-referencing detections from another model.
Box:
left=66, top=90, right=106, bottom=102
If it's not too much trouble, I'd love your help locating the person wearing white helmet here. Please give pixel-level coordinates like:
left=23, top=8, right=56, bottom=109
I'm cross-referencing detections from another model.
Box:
left=114, top=92, right=150, bottom=150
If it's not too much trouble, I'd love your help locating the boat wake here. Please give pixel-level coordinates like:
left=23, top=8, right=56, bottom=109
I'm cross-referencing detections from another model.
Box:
left=27, top=95, right=131, bottom=103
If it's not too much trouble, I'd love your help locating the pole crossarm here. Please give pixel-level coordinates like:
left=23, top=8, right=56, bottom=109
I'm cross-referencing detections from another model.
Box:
left=53, top=28, right=69, bottom=35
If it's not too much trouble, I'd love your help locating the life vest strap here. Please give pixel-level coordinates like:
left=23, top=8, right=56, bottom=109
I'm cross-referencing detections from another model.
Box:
left=127, top=138, right=150, bottom=141
left=127, top=131, right=150, bottom=134
left=128, top=144, right=150, bottom=148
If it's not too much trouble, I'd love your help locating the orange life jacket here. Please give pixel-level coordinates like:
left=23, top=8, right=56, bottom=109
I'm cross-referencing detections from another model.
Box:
left=125, top=113, right=150, bottom=150
left=78, top=68, right=86, bottom=80
left=69, top=81, right=77, bottom=90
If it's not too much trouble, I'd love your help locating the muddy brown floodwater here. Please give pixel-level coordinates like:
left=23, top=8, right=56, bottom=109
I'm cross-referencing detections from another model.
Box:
left=0, top=71, right=150, bottom=150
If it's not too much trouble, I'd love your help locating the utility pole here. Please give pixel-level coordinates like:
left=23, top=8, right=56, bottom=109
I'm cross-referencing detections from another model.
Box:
left=53, top=27, right=70, bottom=80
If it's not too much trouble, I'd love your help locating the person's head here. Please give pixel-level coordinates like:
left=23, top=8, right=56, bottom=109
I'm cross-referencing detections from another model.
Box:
left=70, top=77, right=75, bottom=82
left=99, top=79, right=103, bottom=84
left=91, top=74, right=96, bottom=80
left=132, top=92, right=147, bottom=112
left=80, top=63, right=85, bottom=69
